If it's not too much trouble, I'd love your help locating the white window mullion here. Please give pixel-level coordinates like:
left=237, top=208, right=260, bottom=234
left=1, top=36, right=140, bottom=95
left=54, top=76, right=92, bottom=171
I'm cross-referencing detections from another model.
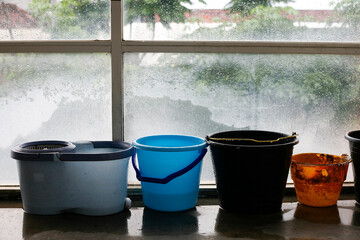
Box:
left=0, top=40, right=111, bottom=53
left=111, top=0, right=124, bottom=141
left=1, top=40, right=360, bottom=55
left=122, top=41, right=360, bottom=55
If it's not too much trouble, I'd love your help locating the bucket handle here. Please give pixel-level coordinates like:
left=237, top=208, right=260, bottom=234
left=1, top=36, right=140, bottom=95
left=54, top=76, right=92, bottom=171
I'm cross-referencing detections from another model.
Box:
left=131, top=148, right=207, bottom=184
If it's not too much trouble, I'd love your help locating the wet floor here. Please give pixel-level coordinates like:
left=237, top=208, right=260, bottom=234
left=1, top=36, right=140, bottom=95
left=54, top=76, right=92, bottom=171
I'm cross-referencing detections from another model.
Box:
left=1, top=200, right=360, bottom=239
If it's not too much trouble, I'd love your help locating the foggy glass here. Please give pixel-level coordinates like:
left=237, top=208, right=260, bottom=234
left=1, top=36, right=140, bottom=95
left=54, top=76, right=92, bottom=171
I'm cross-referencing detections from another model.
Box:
left=0, top=53, right=111, bottom=184
left=0, top=0, right=110, bottom=40
left=123, top=0, right=360, bottom=41
left=124, top=53, right=360, bottom=183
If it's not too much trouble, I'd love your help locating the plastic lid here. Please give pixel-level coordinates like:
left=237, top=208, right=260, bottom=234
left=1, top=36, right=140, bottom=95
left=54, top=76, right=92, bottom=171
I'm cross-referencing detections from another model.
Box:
left=11, top=140, right=75, bottom=161
left=11, top=140, right=134, bottom=161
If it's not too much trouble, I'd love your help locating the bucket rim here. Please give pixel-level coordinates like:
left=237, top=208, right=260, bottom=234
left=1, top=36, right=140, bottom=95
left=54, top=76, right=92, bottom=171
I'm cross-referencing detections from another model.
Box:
left=345, top=130, right=360, bottom=143
left=132, top=134, right=207, bottom=152
left=11, top=140, right=134, bottom=161
left=13, top=140, right=75, bottom=153
left=291, top=153, right=351, bottom=167
left=206, top=130, right=299, bottom=148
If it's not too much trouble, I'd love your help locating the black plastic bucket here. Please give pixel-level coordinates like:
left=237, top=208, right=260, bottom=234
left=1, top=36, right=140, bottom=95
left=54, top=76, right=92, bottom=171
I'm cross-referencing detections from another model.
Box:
left=206, top=130, right=299, bottom=214
left=345, top=130, right=360, bottom=204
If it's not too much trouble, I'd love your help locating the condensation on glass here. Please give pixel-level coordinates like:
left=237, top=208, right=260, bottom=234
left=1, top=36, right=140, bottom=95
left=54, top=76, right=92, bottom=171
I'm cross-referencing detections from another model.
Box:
left=124, top=53, right=360, bottom=183
left=123, top=0, right=360, bottom=41
left=0, top=53, right=111, bottom=184
left=0, top=0, right=110, bottom=40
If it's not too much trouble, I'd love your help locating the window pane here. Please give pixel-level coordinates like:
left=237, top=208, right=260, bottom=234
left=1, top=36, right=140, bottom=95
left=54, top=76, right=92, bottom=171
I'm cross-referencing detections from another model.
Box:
left=124, top=53, right=360, bottom=183
left=123, top=0, right=360, bottom=42
left=0, top=0, right=110, bottom=40
left=0, top=53, right=111, bottom=184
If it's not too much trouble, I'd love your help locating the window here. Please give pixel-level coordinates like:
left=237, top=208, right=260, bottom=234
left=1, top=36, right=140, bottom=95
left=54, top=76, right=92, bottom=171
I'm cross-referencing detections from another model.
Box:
left=1, top=0, right=360, bottom=185
left=0, top=53, right=111, bottom=184
left=124, top=53, right=360, bottom=183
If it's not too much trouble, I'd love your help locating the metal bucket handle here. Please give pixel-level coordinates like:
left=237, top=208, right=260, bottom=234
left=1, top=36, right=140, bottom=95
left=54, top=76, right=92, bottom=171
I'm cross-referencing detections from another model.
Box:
left=208, top=132, right=297, bottom=143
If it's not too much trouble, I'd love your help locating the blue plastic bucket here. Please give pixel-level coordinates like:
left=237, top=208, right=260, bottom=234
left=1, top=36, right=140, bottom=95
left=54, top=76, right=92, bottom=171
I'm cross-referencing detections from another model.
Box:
left=132, top=135, right=207, bottom=212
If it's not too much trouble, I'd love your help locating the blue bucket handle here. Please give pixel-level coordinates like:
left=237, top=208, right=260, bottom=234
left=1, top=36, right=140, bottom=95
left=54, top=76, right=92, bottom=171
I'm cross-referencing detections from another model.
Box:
left=132, top=148, right=207, bottom=184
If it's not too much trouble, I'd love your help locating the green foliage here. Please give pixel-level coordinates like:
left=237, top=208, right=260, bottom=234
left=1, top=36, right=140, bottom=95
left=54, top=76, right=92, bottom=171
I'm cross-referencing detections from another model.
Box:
left=295, top=59, right=355, bottom=106
left=29, top=0, right=110, bottom=39
left=226, top=0, right=294, bottom=15
left=331, top=0, right=360, bottom=30
left=187, top=5, right=301, bottom=40
left=192, top=54, right=360, bottom=122
left=196, top=61, right=244, bottom=86
left=124, top=0, right=205, bottom=27
left=235, top=6, right=299, bottom=39
left=29, top=0, right=203, bottom=39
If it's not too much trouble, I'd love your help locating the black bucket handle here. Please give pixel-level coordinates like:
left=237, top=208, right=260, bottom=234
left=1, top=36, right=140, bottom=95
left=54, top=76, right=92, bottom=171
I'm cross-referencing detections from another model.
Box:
left=131, top=148, right=207, bottom=184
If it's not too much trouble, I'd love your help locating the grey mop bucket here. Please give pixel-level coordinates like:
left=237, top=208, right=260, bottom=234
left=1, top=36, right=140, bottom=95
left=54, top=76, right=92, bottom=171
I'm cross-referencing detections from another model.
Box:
left=11, top=140, right=134, bottom=215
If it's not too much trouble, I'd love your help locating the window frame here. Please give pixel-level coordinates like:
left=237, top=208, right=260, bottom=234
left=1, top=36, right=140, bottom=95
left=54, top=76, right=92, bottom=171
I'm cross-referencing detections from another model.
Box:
left=0, top=0, right=360, bottom=191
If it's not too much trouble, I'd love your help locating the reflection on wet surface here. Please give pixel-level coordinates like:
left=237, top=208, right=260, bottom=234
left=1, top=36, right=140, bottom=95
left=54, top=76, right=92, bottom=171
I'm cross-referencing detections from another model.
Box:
left=22, top=209, right=131, bottom=239
left=215, top=208, right=284, bottom=239
left=294, top=203, right=341, bottom=224
left=142, top=207, right=199, bottom=236
left=1, top=200, right=360, bottom=239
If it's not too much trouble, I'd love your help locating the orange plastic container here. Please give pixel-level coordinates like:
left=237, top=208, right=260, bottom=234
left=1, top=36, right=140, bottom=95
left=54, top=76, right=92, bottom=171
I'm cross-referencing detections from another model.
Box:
left=291, top=153, right=350, bottom=207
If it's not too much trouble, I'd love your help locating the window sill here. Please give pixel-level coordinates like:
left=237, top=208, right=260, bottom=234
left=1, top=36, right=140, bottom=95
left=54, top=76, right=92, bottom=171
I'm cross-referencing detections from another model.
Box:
left=1, top=199, right=360, bottom=239
left=0, top=183, right=355, bottom=206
